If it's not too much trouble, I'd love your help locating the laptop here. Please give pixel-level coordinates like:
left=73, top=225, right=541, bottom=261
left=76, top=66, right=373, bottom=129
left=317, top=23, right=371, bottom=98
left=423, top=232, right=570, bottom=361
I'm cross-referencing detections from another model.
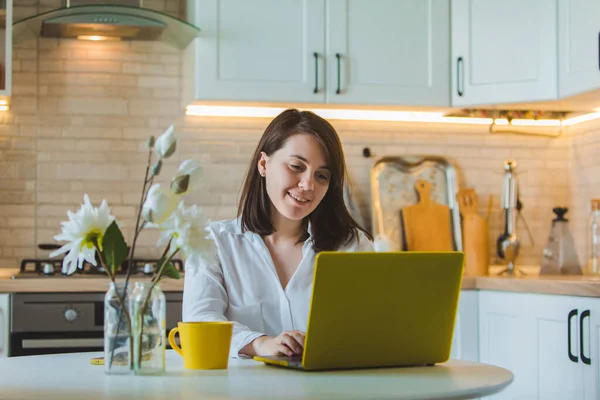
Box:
left=253, top=251, right=464, bottom=371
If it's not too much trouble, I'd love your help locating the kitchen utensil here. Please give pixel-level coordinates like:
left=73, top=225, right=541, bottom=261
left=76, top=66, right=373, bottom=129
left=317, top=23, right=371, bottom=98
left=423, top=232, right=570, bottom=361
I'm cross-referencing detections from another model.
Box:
left=540, top=207, right=582, bottom=275
left=401, top=179, right=454, bottom=251
left=370, top=155, right=462, bottom=251
left=457, top=188, right=489, bottom=276
left=496, top=160, right=524, bottom=276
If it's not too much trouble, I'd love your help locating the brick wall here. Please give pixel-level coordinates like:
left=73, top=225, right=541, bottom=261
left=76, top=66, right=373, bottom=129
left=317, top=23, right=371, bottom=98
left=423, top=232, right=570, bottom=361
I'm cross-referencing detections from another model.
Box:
left=570, top=119, right=600, bottom=271
left=0, top=0, right=582, bottom=269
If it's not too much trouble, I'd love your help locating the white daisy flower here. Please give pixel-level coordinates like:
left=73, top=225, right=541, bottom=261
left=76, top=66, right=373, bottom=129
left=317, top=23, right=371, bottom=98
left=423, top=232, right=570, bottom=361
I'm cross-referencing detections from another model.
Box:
left=157, top=202, right=216, bottom=267
left=50, top=194, right=116, bottom=275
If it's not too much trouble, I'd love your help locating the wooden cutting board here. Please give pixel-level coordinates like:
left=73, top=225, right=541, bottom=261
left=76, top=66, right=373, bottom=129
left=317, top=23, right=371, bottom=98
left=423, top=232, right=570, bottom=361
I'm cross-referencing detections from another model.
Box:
left=401, top=179, right=454, bottom=251
left=457, top=188, right=489, bottom=276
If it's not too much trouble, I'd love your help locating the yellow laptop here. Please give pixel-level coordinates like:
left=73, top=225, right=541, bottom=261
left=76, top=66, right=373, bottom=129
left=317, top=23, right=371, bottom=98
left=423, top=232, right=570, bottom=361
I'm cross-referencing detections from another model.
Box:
left=254, top=251, right=464, bottom=371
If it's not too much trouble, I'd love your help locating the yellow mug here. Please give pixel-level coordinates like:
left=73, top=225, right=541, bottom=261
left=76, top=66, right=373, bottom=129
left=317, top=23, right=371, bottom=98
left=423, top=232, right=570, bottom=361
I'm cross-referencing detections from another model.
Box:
left=168, top=321, right=233, bottom=370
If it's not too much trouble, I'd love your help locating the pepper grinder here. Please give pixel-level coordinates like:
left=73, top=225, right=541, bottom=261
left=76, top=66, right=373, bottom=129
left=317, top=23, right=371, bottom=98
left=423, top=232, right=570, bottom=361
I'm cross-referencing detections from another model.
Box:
left=540, top=207, right=582, bottom=275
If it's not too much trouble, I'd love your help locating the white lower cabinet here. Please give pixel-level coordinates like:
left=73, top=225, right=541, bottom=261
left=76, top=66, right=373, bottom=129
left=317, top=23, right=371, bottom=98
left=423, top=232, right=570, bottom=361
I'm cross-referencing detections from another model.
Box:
left=450, top=290, right=479, bottom=361
left=479, top=290, right=599, bottom=400
left=0, top=294, right=9, bottom=358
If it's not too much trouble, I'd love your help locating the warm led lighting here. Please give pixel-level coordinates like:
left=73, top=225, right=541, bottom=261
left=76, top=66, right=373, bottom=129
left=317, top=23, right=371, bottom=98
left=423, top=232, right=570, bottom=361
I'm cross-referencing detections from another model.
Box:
left=77, top=35, right=122, bottom=41
left=0, top=105, right=9, bottom=111
left=185, top=105, right=493, bottom=125
left=0, top=100, right=7, bottom=106
left=185, top=105, right=600, bottom=127
left=562, top=111, right=600, bottom=126
left=509, top=119, right=562, bottom=127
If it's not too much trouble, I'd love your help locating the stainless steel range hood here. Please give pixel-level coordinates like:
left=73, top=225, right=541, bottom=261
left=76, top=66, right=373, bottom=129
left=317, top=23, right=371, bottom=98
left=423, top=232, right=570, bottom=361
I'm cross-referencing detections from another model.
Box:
left=13, top=0, right=201, bottom=49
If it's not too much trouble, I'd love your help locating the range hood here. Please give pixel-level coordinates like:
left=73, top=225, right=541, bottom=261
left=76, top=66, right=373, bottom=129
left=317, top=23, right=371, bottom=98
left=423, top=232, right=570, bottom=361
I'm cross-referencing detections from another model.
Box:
left=13, top=0, right=201, bottom=49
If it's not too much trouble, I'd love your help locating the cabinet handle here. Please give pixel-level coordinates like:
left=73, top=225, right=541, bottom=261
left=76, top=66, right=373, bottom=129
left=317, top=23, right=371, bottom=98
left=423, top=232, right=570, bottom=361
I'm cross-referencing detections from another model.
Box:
left=456, top=57, right=464, bottom=97
left=335, top=53, right=341, bottom=94
left=568, top=309, right=578, bottom=363
left=313, top=52, right=319, bottom=94
left=581, top=310, right=591, bottom=365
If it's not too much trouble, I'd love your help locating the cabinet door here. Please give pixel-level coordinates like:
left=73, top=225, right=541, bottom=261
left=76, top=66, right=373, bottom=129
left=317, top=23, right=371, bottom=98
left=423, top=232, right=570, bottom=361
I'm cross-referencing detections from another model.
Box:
left=451, top=0, right=557, bottom=106
left=327, top=0, right=450, bottom=106
left=450, top=290, right=479, bottom=361
left=187, top=0, right=325, bottom=103
left=584, top=298, right=600, bottom=400
left=530, top=294, right=586, bottom=400
left=479, top=291, right=537, bottom=399
left=0, top=0, right=12, bottom=96
left=558, top=0, right=600, bottom=98
left=0, top=294, right=9, bottom=358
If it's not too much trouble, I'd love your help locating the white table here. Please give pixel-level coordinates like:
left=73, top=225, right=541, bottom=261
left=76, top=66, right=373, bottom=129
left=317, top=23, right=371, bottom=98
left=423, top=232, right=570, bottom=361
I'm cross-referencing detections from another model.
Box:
left=0, top=351, right=512, bottom=400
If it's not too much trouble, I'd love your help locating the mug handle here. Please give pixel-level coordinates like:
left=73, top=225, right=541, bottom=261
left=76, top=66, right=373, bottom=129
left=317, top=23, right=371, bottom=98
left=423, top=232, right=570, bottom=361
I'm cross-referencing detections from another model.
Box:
left=168, top=327, right=183, bottom=357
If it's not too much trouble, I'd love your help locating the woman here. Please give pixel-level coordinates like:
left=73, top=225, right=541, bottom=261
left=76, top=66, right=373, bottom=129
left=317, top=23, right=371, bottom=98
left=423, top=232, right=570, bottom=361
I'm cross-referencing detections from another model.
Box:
left=182, top=108, right=373, bottom=358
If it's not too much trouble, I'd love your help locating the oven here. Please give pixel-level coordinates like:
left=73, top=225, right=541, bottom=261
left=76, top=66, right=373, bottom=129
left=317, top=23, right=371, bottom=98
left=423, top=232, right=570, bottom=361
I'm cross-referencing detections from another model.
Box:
left=9, top=291, right=182, bottom=357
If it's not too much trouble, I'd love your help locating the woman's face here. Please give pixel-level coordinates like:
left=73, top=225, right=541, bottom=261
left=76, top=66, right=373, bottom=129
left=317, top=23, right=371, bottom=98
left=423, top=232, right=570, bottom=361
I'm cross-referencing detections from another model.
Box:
left=258, top=134, right=331, bottom=222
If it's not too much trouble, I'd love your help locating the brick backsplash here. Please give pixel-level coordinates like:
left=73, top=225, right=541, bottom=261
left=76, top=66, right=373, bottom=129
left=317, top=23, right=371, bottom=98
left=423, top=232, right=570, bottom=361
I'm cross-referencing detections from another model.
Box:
left=569, top=119, right=600, bottom=271
left=0, top=0, right=588, bottom=271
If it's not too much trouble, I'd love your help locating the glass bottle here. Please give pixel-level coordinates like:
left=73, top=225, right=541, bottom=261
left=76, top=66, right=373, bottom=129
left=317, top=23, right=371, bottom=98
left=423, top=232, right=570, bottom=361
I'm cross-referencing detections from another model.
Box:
left=104, top=282, right=133, bottom=375
left=131, top=281, right=167, bottom=375
left=586, top=199, right=600, bottom=275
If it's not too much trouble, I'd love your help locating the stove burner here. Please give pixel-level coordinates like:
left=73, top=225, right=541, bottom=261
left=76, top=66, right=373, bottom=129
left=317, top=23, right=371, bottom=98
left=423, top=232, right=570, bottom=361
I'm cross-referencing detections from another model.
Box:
left=18, top=257, right=184, bottom=277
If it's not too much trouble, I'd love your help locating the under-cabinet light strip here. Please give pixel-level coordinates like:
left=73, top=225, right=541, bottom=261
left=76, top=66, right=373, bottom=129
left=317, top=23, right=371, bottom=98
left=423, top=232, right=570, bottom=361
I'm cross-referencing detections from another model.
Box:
left=186, top=105, right=600, bottom=127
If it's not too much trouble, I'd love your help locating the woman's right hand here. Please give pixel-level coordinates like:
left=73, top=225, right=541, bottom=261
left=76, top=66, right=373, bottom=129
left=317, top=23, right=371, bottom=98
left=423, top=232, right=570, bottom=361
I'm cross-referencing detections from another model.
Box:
left=250, top=330, right=306, bottom=356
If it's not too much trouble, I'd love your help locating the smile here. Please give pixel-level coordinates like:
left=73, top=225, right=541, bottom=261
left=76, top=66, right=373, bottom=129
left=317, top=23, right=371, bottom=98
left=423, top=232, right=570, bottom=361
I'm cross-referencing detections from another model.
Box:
left=287, top=192, right=310, bottom=203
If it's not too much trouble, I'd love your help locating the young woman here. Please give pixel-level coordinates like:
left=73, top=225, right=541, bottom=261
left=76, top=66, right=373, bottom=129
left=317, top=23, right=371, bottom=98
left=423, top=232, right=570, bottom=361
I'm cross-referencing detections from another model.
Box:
left=182, top=108, right=373, bottom=357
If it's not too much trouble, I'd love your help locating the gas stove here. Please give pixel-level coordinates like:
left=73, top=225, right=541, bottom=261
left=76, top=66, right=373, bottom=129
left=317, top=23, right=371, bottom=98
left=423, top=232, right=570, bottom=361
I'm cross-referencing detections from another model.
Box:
left=15, top=257, right=184, bottom=278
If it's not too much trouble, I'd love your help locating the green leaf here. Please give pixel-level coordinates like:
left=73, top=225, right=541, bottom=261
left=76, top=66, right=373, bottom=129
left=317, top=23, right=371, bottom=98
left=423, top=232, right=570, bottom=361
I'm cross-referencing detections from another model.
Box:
left=146, top=135, right=155, bottom=148
left=160, top=262, right=180, bottom=280
left=102, top=221, right=128, bottom=276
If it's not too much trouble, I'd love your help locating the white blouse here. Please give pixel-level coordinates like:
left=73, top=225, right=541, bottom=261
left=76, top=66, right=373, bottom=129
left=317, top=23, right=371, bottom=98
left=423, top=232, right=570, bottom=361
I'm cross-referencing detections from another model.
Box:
left=182, top=217, right=374, bottom=357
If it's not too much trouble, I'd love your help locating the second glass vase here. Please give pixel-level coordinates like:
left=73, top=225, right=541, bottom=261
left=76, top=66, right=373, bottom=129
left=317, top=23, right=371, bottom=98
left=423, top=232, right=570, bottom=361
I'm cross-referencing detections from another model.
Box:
left=131, top=281, right=167, bottom=375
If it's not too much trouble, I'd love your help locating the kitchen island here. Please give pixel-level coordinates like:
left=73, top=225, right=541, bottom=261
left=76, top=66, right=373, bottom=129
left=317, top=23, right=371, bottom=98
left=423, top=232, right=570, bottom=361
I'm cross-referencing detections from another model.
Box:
left=0, top=350, right=512, bottom=400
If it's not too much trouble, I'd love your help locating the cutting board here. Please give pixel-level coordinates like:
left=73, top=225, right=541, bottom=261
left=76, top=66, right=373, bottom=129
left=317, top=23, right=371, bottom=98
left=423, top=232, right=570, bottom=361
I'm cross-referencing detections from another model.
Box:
left=401, top=179, right=454, bottom=251
left=457, top=188, right=489, bottom=276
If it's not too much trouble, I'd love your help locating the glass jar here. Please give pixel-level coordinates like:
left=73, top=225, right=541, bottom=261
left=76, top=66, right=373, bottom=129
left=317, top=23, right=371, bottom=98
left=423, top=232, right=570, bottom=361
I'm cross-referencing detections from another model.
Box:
left=104, top=282, right=134, bottom=375
left=586, top=199, right=600, bottom=275
left=131, top=281, right=166, bottom=375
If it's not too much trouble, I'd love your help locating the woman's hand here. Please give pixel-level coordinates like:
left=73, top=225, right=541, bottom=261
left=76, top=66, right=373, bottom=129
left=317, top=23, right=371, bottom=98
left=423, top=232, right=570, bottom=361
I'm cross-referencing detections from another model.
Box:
left=242, top=330, right=306, bottom=356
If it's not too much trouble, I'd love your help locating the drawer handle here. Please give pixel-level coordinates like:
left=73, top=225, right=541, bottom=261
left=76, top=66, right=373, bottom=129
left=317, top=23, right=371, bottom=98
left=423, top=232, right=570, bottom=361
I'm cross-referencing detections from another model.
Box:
left=568, top=309, right=578, bottom=363
left=456, top=56, right=464, bottom=97
left=581, top=309, right=591, bottom=365
left=335, top=53, right=342, bottom=94
left=313, top=52, right=319, bottom=94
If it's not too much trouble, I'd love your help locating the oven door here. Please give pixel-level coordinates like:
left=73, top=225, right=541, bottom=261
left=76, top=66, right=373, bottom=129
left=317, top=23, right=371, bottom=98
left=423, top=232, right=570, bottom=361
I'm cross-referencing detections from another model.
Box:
left=10, top=331, right=104, bottom=356
left=9, top=292, right=182, bottom=357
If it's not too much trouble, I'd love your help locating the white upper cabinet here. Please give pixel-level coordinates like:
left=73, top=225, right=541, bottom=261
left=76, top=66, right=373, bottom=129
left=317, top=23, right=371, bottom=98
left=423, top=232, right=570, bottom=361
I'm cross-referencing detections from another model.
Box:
left=185, top=0, right=450, bottom=106
left=0, top=0, right=12, bottom=97
left=451, top=0, right=558, bottom=107
left=326, top=0, right=450, bottom=106
left=186, top=0, right=325, bottom=104
left=558, top=0, right=600, bottom=99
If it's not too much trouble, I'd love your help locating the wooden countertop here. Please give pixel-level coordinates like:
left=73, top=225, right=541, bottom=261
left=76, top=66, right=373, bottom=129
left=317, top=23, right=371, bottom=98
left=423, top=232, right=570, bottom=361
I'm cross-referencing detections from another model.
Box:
left=0, top=268, right=185, bottom=292
left=2, top=266, right=600, bottom=297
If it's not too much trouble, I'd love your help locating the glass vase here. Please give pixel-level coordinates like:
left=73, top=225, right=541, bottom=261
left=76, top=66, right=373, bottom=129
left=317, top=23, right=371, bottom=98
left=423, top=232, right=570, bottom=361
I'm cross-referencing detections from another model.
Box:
left=104, top=282, right=134, bottom=375
left=131, top=281, right=167, bottom=375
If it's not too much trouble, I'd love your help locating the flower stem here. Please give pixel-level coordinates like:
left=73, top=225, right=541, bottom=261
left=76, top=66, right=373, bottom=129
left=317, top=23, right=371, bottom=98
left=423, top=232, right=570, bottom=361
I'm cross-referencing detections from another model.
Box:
left=124, top=146, right=154, bottom=287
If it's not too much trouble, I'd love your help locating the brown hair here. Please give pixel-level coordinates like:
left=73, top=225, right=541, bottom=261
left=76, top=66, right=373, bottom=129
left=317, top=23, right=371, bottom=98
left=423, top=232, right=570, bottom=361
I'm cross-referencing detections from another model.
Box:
left=238, top=108, right=372, bottom=252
